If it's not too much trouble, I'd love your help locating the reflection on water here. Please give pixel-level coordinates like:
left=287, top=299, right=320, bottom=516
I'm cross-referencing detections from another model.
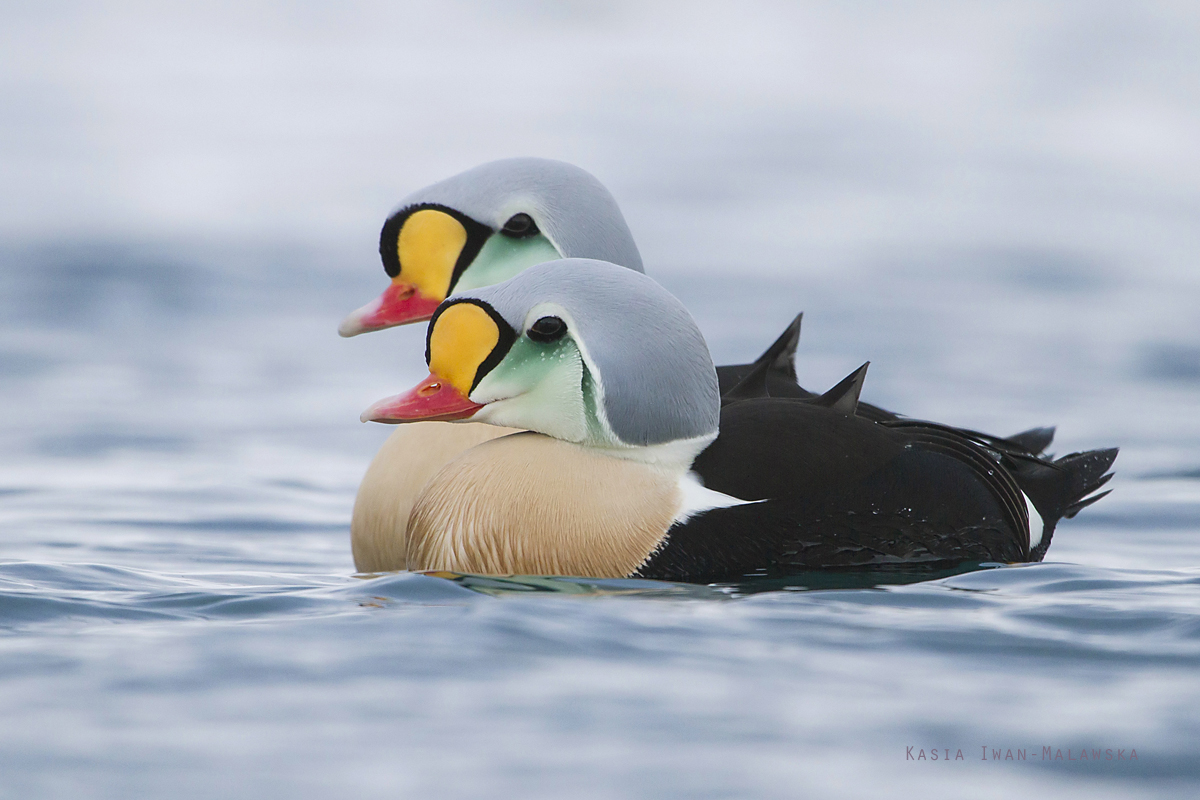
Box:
left=413, top=571, right=708, bottom=599
left=420, top=564, right=1009, bottom=598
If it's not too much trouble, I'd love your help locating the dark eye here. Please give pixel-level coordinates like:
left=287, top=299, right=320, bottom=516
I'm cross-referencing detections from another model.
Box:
left=501, top=213, right=538, bottom=238
left=528, top=316, right=566, bottom=343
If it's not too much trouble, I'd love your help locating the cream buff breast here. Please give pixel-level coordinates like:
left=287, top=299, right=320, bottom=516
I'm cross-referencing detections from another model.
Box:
left=360, top=258, right=723, bottom=578
left=361, top=259, right=1118, bottom=582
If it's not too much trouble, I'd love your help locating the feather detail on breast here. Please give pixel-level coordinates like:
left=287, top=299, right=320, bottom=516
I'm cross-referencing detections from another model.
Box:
left=406, top=432, right=680, bottom=577
left=350, top=421, right=519, bottom=572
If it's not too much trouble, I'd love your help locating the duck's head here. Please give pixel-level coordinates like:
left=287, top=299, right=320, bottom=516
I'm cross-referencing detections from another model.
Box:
left=338, top=158, right=643, bottom=337
left=361, top=259, right=719, bottom=458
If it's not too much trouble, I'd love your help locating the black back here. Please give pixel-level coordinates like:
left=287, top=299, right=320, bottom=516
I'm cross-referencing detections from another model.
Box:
left=636, top=398, right=1032, bottom=583
left=662, top=317, right=1118, bottom=582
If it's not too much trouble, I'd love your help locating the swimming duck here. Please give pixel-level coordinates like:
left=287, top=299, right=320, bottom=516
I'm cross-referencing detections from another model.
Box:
left=343, top=158, right=1056, bottom=571
left=360, top=259, right=1116, bottom=582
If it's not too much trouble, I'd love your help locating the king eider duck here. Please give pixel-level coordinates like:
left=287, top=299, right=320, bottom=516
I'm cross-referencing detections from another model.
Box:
left=359, top=259, right=1117, bottom=582
left=341, top=158, right=1057, bottom=572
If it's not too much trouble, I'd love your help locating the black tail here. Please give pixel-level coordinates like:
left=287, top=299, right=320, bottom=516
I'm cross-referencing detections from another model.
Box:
left=1007, top=447, right=1119, bottom=560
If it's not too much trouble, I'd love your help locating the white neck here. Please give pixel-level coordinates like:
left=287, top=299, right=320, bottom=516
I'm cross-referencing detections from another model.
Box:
left=580, top=431, right=717, bottom=471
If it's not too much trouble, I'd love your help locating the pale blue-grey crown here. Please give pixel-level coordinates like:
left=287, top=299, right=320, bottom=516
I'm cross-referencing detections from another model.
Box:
left=398, top=158, right=644, bottom=272
left=460, top=259, right=719, bottom=446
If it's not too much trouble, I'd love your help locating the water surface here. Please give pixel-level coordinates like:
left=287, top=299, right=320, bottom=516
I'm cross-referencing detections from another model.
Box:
left=3, top=3, right=1200, bottom=797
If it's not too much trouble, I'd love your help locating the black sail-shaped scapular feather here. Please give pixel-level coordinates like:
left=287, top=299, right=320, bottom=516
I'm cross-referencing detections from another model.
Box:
left=810, top=362, right=870, bottom=416
left=718, top=313, right=804, bottom=403
left=758, top=312, right=802, bottom=380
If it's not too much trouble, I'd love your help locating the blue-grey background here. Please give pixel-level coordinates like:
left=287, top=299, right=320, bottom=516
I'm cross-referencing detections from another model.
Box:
left=1, top=2, right=1198, bottom=797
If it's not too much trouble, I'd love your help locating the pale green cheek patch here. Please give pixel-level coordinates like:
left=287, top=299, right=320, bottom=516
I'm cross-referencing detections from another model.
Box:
left=451, top=233, right=561, bottom=294
left=471, top=336, right=599, bottom=444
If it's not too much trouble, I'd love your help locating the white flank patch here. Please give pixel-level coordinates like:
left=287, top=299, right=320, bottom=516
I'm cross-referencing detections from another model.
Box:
left=1025, top=492, right=1045, bottom=551
left=673, top=471, right=764, bottom=525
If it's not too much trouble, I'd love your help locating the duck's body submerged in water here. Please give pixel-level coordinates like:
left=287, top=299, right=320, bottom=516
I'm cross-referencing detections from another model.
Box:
left=343, top=157, right=1061, bottom=572
left=361, top=259, right=1116, bottom=583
